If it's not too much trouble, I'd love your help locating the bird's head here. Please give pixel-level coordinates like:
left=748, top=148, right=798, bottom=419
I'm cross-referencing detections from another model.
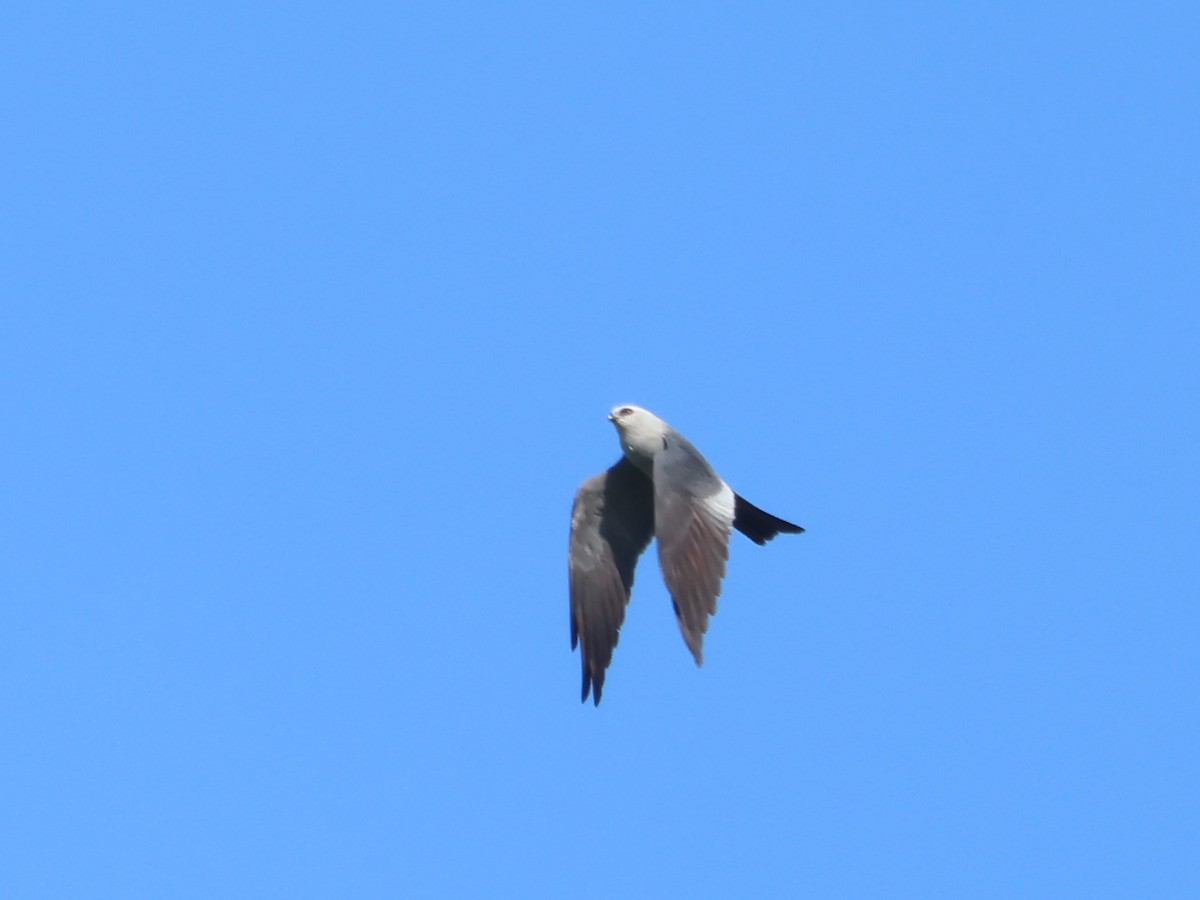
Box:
left=608, top=404, right=668, bottom=468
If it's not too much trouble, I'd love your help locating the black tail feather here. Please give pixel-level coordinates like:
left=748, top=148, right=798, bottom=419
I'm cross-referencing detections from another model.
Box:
left=733, top=494, right=805, bottom=545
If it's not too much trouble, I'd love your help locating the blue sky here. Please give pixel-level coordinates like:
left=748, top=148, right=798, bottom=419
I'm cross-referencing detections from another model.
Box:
left=3, top=3, right=1197, bottom=896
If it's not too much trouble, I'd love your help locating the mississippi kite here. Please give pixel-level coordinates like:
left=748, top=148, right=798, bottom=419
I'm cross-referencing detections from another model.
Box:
left=568, top=404, right=804, bottom=704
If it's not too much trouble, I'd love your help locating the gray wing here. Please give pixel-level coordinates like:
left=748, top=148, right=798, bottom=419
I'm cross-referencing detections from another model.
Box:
left=652, top=431, right=735, bottom=666
left=569, top=457, right=654, bottom=705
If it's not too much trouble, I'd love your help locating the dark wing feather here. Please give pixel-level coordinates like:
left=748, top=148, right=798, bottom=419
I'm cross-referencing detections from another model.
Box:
left=568, top=457, right=654, bottom=705
left=651, top=433, right=734, bottom=666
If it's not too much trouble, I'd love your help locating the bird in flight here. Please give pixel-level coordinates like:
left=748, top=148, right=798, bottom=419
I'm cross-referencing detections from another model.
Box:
left=568, top=405, right=804, bottom=704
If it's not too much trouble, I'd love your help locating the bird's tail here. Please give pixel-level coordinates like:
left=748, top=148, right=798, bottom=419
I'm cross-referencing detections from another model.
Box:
left=733, top=494, right=805, bottom=545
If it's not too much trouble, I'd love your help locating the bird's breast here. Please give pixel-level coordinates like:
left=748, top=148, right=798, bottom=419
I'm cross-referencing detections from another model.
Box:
left=619, top=438, right=656, bottom=476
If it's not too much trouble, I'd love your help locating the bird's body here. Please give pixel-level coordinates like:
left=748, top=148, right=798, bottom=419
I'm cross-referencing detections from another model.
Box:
left=568, top=405, right=804, bottom=704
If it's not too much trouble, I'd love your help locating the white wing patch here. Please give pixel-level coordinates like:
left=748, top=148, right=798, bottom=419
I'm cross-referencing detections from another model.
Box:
left=699, top=481, right=736, bottom=527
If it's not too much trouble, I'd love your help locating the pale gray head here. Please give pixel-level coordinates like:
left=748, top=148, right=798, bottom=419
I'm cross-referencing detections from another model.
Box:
left=608, top=404, right=669, bottom=471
